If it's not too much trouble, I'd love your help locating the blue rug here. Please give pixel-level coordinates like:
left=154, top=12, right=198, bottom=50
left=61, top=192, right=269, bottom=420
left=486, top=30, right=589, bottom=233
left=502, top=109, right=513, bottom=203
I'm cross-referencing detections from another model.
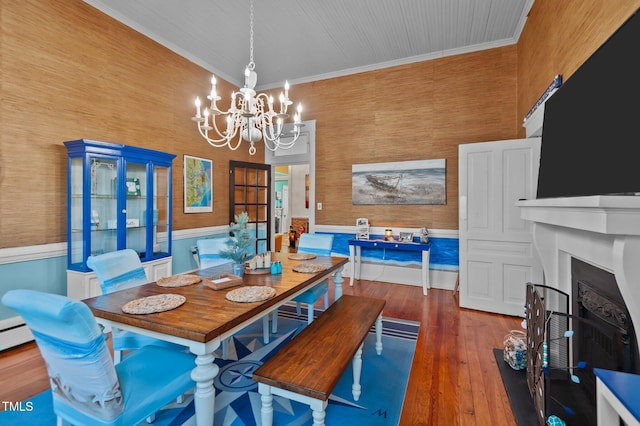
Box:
left=0, top=304, right=419, bottom=426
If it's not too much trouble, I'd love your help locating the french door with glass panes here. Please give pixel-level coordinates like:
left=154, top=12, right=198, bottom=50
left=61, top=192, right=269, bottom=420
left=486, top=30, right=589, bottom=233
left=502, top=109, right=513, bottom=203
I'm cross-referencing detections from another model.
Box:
left=229, top=161, right=271, bottom=255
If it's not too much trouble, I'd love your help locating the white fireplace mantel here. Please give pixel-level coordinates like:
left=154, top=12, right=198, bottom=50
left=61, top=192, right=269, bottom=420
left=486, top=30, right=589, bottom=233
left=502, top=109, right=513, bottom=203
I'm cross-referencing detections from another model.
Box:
left=517, top=195, right=640, bottom=347
left=517, top=195, right=640, bottom=236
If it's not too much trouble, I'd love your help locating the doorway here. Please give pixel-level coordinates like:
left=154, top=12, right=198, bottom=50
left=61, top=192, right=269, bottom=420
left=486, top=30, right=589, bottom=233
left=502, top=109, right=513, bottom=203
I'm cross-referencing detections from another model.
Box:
left=274, top=164, right=310, bottom=252
left=264, top=120, right=316, bottom=253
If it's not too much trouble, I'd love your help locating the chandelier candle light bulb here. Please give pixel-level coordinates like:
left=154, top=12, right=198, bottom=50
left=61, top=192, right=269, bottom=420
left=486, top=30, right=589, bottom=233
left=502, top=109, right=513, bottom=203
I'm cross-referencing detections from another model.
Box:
left=191, top=0, right=304, bottom=155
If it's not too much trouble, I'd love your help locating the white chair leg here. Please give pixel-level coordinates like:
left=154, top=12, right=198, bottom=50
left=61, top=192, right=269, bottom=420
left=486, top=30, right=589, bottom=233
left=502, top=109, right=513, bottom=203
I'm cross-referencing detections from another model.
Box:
left=271, top=309, right=278, bottom=333
left=323, top=292, right=329, bottom=309
left=113, top=350, right=122, bottom=364
left=296, top=301, right=302, bottom=317
left=222, top=337, right=229, bottom=360
left=176, top=394, right=184, bottom=404
left=263, top=316, right=270, bottom=344
left=307, top=303, right=314, bottom=324
left=146, top=413, right=155, bottom=423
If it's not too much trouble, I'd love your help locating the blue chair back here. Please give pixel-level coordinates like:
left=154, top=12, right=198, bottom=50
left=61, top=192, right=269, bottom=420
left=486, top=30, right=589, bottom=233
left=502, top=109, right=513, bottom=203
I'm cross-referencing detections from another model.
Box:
left=297, top=233, right=334, bottom=256
left=196, top=238, right=232, bottom=269
left=87, top=249, right=148, bottom=294
left=2, top=289, right=124, bottom=421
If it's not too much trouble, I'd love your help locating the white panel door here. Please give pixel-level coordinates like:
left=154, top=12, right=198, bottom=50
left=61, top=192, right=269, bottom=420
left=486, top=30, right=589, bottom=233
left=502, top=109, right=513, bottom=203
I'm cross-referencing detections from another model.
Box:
left=459, top=138, right=542, bottom=316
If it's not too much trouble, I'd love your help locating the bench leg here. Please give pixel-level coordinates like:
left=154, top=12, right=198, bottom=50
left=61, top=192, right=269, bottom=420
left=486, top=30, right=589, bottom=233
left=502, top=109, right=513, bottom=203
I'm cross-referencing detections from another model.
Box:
left=352, top=343, right=364, bottom=401
left=375, top=313, right=383, bottom=355
left=258, top=383, right=274, bottom=426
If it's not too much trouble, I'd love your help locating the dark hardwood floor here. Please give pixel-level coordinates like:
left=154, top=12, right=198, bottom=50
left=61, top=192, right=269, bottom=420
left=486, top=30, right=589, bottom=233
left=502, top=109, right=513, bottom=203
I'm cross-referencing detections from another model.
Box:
left=0, top=279, right=521, bottom=425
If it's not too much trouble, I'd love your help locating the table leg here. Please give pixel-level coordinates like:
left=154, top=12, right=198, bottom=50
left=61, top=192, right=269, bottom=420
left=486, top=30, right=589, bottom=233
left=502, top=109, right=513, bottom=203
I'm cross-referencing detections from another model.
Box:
left=349, top=245, right=355, bottom=287
left=421, top=249, right=430, bottom=296
left=375, top=314, right=383, bottom=355
left=333, top=266, right=344, bottom=300
left=191, top=352, right=219, bottom=426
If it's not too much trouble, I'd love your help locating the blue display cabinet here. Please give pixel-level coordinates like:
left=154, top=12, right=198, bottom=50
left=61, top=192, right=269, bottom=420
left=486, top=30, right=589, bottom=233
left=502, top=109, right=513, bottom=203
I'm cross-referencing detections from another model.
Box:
left=64, top=139, right=176, bottom=299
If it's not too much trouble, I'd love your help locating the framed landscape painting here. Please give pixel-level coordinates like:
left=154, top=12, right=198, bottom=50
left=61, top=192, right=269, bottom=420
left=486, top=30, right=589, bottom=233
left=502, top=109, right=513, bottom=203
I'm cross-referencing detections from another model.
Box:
left=184, top=155, right=213, bottom=213
left=352, top=159, right=446, bottom=205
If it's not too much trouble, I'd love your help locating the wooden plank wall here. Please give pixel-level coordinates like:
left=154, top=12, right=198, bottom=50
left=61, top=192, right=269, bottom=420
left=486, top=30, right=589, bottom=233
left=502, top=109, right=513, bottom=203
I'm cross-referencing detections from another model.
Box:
left=1, top=0, right=639, bottom=249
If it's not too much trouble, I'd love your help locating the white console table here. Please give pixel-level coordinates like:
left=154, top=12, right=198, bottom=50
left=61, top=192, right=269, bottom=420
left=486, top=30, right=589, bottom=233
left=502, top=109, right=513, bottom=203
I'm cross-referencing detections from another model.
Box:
left=348, top=238, right=430, bottom=295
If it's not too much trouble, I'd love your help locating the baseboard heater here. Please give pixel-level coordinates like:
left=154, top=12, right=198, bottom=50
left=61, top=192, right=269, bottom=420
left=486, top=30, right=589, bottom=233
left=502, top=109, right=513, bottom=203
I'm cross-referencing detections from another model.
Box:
left=0, top=316, right=34, bottom=351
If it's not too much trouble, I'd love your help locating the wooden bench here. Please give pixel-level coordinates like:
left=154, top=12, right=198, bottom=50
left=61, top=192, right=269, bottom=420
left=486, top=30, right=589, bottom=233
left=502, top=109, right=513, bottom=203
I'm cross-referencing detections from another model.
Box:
left=252, top=294, right=386, bottom=426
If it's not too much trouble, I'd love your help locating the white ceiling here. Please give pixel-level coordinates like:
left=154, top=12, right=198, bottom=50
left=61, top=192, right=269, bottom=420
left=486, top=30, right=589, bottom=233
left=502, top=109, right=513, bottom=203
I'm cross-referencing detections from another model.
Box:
left=83, top=0, right=534, bottom=90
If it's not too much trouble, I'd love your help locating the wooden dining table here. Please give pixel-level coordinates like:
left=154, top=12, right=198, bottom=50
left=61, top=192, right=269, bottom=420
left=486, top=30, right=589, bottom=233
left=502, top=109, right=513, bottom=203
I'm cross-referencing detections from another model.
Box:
left=82, top=252, right=347, bottom=426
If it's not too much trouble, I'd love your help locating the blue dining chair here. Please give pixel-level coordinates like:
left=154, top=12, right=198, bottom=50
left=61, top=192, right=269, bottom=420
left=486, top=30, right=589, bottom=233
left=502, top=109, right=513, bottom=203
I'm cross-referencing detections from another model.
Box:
left=291, top=233, right=334, bottom=323
left=196, top=238, right=273, bottom=354
left=196, top=238, right=233, bottom=269
left=2, top=289, right=195, bottom=426
left=87, top=249, right=186, bottom=363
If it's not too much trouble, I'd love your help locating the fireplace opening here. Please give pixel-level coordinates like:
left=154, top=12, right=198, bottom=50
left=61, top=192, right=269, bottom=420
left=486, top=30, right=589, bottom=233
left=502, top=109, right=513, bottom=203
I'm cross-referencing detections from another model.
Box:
left=526, top=259, right=639, bottom=425
left=572, top=258, right=639, bottom=402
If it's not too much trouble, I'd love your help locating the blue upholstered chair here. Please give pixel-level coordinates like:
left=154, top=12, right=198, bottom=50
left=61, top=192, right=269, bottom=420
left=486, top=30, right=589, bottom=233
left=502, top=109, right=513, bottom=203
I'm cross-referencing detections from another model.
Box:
left=2, top=289, right=195, bottom=426
left=292, top=233, right=334, bottom=323
left=87, top=249, right=185, bottom=363
left=196, top=238, right=273, bottom=353
left=196, top=238, right=232, bottom=269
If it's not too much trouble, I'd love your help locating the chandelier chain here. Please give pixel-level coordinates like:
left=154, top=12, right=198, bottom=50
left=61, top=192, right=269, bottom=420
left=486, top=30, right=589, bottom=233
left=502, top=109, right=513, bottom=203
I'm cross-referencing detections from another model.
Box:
left=248, top=0, right=255, bottom=70
left=191, top=0, right=304, bottom=155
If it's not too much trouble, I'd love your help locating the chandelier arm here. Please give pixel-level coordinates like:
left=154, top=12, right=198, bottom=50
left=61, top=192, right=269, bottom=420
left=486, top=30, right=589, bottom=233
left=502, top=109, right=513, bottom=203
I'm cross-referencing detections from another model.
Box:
left=262, top=127, right=301, bottom=151
left=210, top=113, right=238, bottom=141
left=197, top=123, right=231, bottom=146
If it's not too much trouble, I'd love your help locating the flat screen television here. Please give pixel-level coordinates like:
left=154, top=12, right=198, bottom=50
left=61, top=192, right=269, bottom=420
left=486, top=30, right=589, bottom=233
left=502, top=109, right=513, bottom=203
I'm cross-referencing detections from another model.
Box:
left=536, top=8, right=640, bottom=199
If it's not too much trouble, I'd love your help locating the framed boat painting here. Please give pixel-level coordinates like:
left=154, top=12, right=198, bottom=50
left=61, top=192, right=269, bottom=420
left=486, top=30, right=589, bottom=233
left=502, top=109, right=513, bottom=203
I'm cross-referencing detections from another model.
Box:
left=352, top=159, right=446, bottom=205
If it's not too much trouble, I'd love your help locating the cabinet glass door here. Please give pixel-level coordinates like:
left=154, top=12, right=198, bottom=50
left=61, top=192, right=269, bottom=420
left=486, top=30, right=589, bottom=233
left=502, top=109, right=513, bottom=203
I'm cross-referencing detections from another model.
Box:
left=69, top=157, right=85, bottom=267
left=153, top=164, right=170, bottom=256
left=89, top=157, right=118, bottom=259
left=125, top=161, right=147, bottom=258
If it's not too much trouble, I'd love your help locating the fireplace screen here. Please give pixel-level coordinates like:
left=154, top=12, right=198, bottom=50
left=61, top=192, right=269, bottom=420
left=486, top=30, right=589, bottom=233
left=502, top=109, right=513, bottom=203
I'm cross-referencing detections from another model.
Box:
left=526, top=281, right=636, bottom=426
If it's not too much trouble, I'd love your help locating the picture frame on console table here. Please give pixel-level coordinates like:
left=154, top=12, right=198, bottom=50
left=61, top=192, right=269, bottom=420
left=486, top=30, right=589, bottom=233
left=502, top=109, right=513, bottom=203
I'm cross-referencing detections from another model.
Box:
left=399, top=232, right=413, bottom=242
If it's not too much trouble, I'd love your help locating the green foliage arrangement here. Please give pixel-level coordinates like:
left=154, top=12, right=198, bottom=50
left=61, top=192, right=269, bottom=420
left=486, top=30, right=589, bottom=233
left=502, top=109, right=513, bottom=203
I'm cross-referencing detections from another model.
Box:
left=219, top=212, right=255, bottom=264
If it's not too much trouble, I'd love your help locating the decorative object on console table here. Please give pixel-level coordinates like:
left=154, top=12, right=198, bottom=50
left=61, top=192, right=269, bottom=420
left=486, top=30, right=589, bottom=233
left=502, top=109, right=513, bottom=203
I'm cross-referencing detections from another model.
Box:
left=384, top=229, right=393, bottom=241
left=420, top=227, right=429, bottom=243
left=355, top=218, right=370, bottom=240
left=399, top=232, right=413, bottom=242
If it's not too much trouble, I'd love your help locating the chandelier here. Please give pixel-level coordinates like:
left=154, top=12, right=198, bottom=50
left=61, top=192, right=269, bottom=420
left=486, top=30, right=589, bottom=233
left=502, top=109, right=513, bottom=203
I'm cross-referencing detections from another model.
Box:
left=192, top=0, right=303, bottom=155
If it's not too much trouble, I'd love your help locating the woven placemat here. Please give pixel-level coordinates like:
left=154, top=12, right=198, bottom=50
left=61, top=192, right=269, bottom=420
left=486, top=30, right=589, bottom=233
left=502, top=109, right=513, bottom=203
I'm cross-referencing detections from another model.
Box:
left=122, top=294, right=186, bottom=314
left=226, top=286, right=276, bottom=303
left=292, top=263, right=328, bottom=273
left=288, top=253, right=317, bottom=260
left=156, top=274, right=202, bottom=287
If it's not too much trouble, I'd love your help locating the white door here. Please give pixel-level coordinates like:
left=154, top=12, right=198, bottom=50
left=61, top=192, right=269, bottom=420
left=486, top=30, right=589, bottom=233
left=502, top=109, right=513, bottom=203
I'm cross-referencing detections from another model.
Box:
left=458, top=138, right=542, bottom=316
